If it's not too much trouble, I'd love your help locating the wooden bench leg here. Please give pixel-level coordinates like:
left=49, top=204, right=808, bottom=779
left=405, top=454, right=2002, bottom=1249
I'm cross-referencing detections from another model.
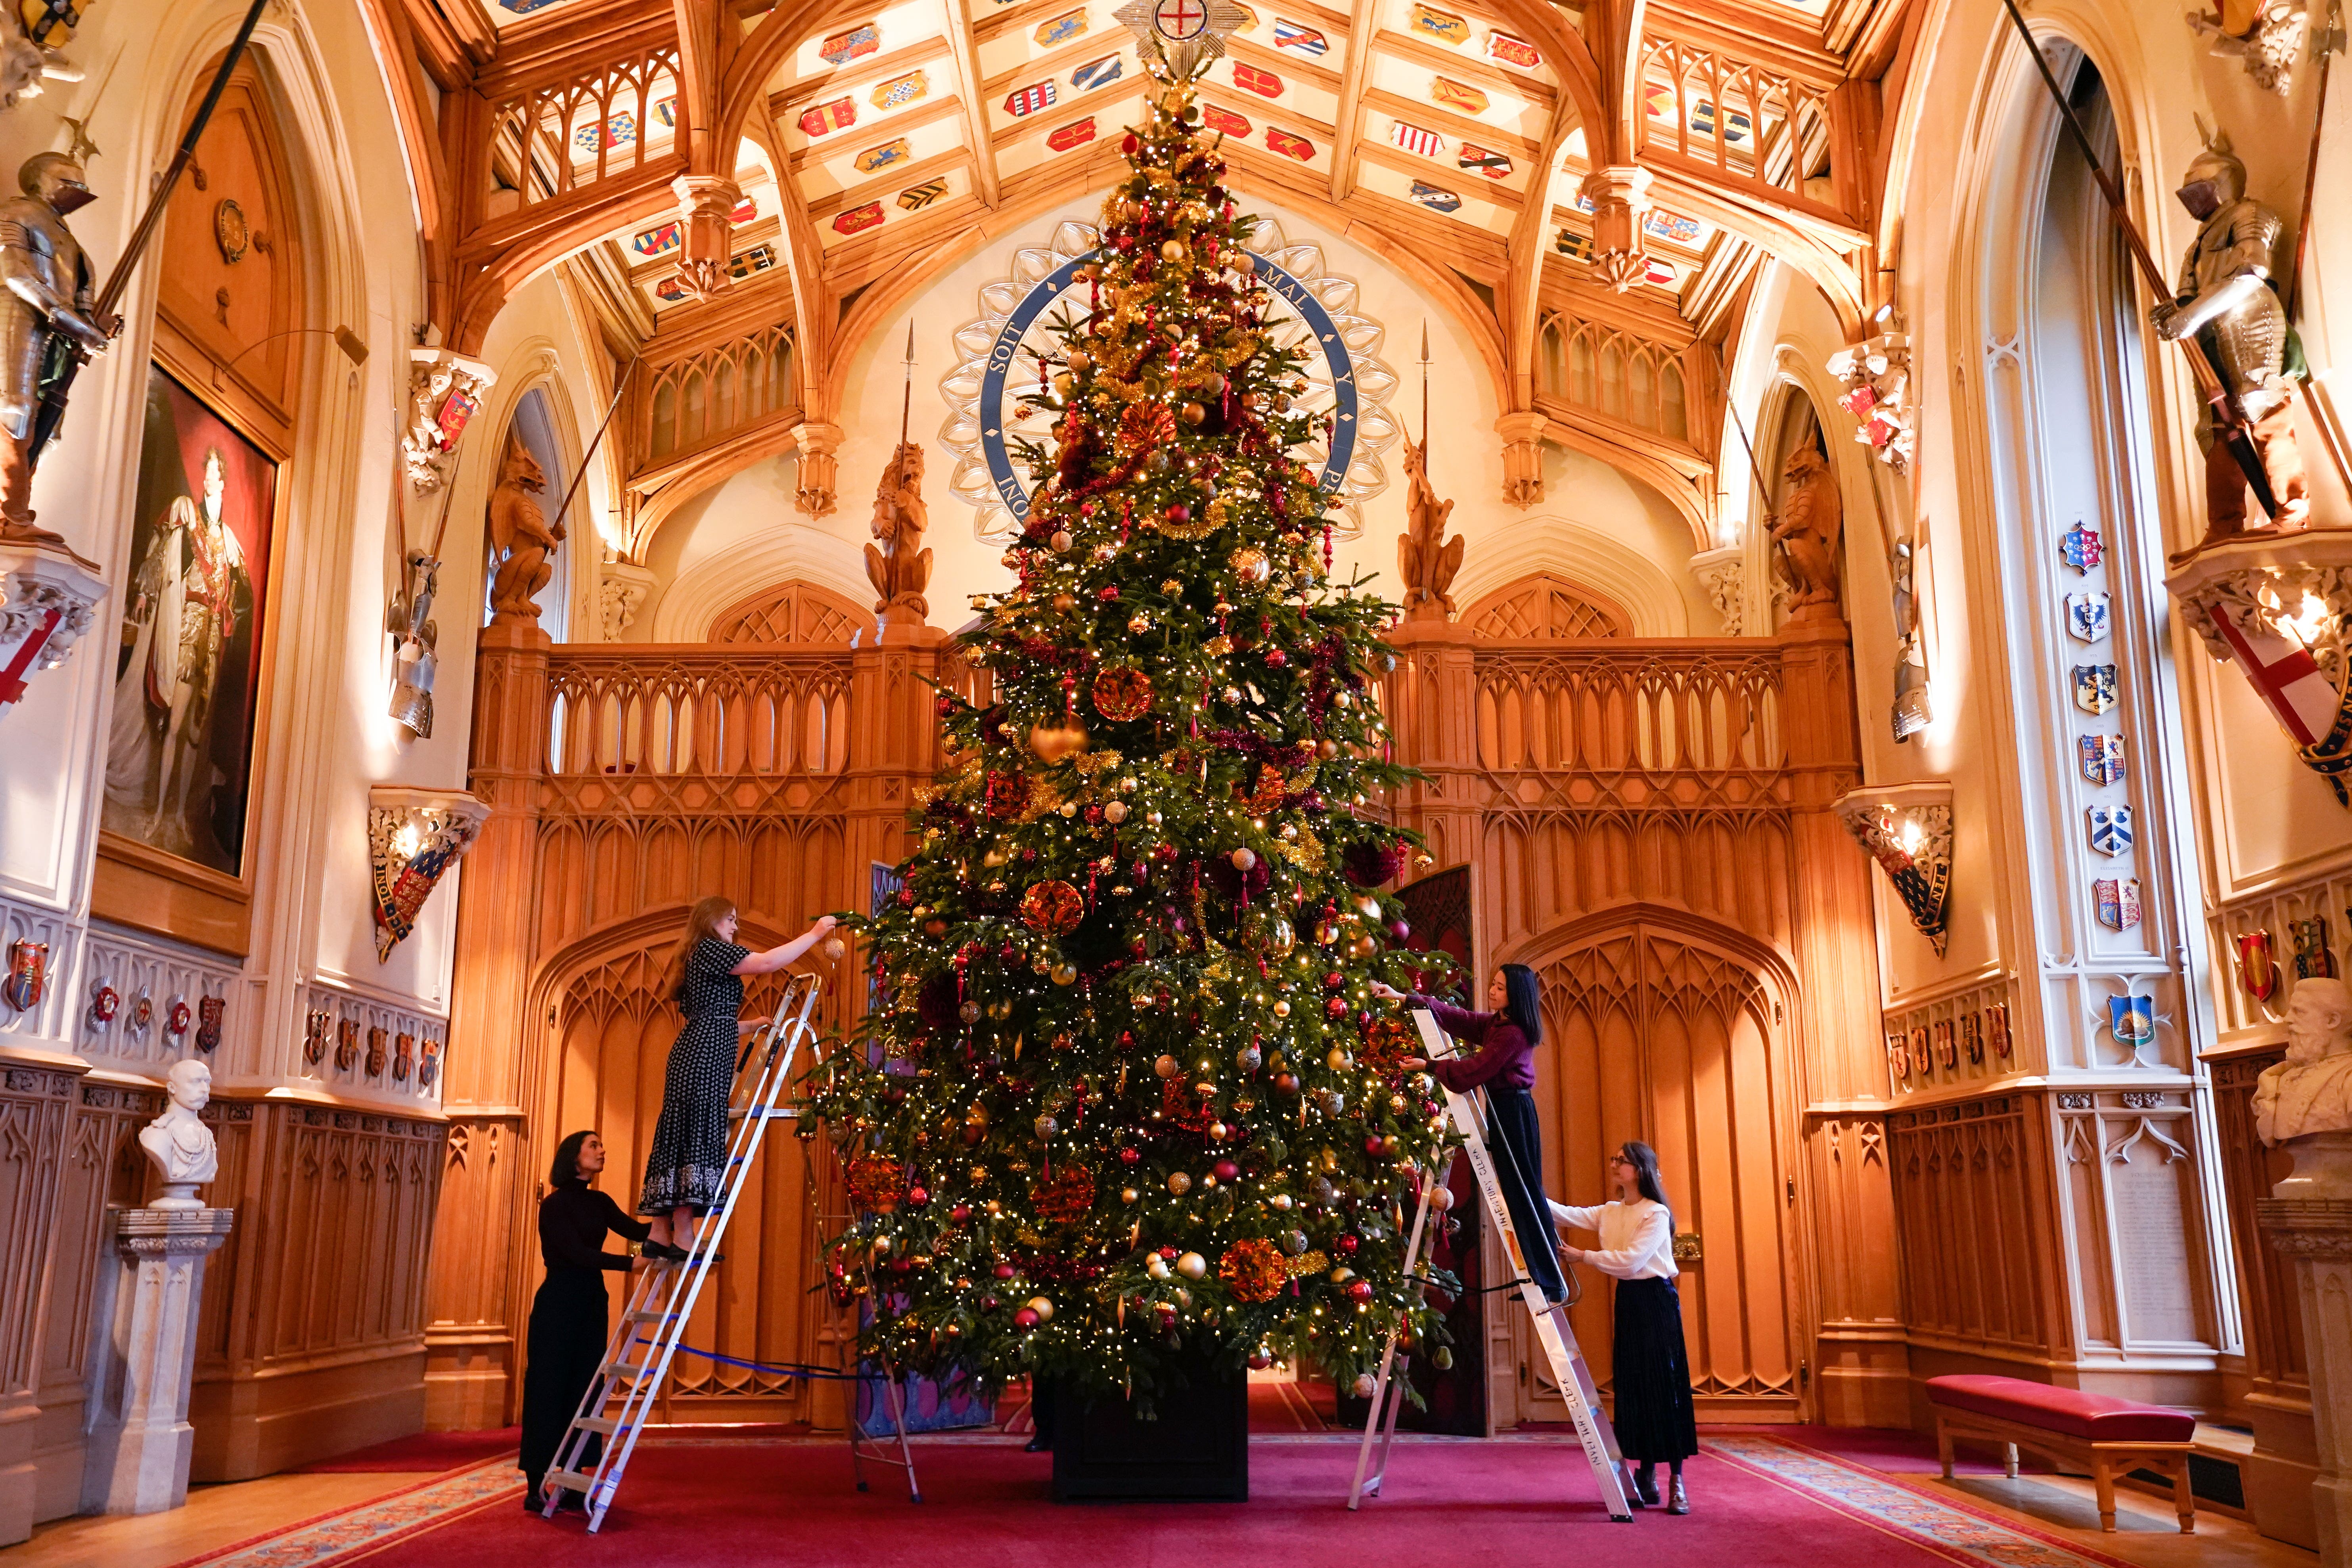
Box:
left=2004, top=1442, right=2018, bottom=1480
left=2092, top=1457, right=2116, bottom=1532
left=2170, top=1457, right=2195, bottom=1534
left=1937, top=1419, right=1954, bottom=1480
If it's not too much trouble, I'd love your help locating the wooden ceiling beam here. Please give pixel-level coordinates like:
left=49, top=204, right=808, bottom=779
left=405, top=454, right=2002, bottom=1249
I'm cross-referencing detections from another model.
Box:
left=1327, top=0, right=1375, bottom=203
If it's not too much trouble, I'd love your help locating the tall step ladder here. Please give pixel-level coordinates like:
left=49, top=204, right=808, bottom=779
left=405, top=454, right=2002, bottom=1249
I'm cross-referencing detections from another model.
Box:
left=1348, top=1006, right=1636, bottom=1521
left=841, top=1226, right=923, bottom=1502
left=542, top=972, right=825, bottom=1532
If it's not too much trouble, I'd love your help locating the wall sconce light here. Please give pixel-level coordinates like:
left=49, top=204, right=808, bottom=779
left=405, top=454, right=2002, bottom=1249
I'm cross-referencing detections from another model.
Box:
left=1835, top=781, right=1955, bottom=956
left=368, top=786, right=489, bottom=961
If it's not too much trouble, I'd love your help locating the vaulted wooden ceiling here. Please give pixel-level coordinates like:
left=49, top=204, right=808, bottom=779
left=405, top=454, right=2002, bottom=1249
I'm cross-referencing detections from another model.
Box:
left=373, top=0, right=1911, bottom=553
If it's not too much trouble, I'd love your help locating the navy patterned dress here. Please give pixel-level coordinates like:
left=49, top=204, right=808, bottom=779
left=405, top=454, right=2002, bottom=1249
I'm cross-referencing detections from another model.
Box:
left=636, top=937, right=747, bottom=1216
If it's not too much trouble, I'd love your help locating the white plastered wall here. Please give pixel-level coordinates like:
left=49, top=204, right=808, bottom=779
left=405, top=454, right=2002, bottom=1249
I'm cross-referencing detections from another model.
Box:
left=0, top=0, right=470, bottom=1110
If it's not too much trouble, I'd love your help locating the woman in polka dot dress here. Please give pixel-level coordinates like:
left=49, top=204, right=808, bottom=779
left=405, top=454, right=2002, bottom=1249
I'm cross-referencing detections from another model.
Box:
left=637, top=896, right=837, bottom=1259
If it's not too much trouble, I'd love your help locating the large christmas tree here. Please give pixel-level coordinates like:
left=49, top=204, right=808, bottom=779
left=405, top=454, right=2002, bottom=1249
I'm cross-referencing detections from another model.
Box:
left=807, top=45, right=1456, bottom=1404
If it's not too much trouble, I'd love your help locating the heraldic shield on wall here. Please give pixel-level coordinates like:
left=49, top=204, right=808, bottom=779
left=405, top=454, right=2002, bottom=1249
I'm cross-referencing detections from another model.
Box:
left=102, top=366, right=276, bottom=877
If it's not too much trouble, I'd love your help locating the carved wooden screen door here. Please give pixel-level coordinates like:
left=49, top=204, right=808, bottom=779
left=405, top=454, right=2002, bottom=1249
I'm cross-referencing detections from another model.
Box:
left=1507, top=920, right=1804, bottom=1426
left=536, top=927, right=818, bottom=1421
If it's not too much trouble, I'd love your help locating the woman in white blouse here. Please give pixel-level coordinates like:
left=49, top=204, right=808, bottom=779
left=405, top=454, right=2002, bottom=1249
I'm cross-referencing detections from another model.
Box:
left=1550, top=1141, right=1698, bottom=1515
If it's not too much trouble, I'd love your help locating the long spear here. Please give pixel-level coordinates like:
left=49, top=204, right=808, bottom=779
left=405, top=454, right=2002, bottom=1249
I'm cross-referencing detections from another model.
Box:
left=1728, top=400, right=1774, bottom=523
left=28, top=0, right=269, bottom=470
left=537, top=358, right=641, bottom=558
left=1995, top=0, right=2278, bottom=518
left=899, top=319, right=914, bottom=448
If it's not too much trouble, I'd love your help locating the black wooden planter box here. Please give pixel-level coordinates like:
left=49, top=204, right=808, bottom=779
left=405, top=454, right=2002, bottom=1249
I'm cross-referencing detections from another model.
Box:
left=1047, top=1363, right=1249, bottom=1502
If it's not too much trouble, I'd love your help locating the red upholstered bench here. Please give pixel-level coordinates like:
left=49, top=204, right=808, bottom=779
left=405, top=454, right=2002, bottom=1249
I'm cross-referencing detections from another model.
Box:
left=1925, top=1374, right=2197, bottom=1533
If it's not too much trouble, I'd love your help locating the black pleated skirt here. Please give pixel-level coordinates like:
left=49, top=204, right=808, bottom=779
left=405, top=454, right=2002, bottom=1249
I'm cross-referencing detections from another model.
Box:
left=519, top=1270, right=609, bottom=1490
left=1610, top=1275, right=1699, bottom=1462
left=1482, top=1085, right=1567, bottom=1303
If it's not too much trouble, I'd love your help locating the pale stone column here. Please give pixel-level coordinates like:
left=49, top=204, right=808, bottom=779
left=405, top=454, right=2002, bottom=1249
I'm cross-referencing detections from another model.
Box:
left=81, top=1208, right=235, bottom=1514
left=2258, top=1133, right=2352, bottom=1568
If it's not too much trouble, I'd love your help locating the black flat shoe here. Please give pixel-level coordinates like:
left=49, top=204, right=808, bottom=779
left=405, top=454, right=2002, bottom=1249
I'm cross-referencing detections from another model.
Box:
left=1619, top=1464, right=1646, bottom=1508
left=1667, top=1477, right=1689, bottom=1515
left=1023, top=1435, right=1050, bottom=1453
left=1635, top=1463, right=1661, bottom=1507
left=644, top=1242, right=690, bottom=1262
left=523, top=1489, right=545, bottom=1512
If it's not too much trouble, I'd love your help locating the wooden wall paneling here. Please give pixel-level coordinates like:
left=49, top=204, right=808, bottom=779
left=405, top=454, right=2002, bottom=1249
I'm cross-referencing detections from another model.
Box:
left=2212, top=1047, right=2317, bottom=1545
left=1521, top=922, right=1800, bottom=1424
left=30, top=1084, right=158, bottom=1523
left=1887, top=1093, right=2061, bottom=1385
left=0, top=1066, right=80, bottom=1546
left=428, top=624, right=553, bottom=1429
left=1802, top=1110, right=1906, bottom=1424
left=1374, top=616, right=1889, bottom=1427
left=188, top=1101, right=446, bottom=1481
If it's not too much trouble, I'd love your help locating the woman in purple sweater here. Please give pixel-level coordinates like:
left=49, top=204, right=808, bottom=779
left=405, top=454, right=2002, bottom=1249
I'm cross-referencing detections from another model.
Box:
left=1372, top=964, right=1568, bottom=1303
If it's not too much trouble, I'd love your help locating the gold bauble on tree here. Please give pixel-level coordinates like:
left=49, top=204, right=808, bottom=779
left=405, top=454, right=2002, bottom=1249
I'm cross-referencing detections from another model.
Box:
left=1029, top=721, right=1090, bottom=762
left=1230, top=546, right=1271, bottom=584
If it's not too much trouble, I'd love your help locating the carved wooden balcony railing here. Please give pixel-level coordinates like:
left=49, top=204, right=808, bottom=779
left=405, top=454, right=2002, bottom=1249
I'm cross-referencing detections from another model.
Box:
left=644, top=322, right=797, bottom=466
left=477, top=35, right=685, bottom=228
left=1637, top=33, right=1858, bottom=231
left=541, top=646, right=853, bottom=817
left=1471, top=642, right=1789, bottom=816
left=1536, top=311, right=1697, bottom=447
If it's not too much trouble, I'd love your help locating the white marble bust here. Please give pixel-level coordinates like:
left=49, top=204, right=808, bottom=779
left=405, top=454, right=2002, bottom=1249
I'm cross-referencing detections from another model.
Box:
left=2254, top=977, right=2352, bottom=1145
left=138, top=1058, right=218, bottom=1208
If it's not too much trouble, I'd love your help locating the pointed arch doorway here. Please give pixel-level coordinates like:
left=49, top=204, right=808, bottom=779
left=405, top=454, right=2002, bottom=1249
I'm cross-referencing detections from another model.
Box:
left=1500, top=911, right=1807, bottom=1428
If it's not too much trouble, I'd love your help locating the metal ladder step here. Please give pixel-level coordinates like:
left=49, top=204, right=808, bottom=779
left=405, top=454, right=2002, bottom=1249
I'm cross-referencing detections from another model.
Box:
left=1349, top=1007, right=1632, bottom=1520
left=543, top=973, right=833, bottom=1532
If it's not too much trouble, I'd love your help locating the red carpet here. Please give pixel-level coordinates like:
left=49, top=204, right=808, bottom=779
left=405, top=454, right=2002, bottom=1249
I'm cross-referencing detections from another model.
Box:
left=288, top=1427, right=523, bottom=1473
left=339, top=1437, right=1997, bottom=1568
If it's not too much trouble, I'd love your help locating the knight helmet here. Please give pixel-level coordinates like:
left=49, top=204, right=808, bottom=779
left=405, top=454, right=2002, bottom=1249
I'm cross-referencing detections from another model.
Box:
left=18, top=151, right=93, bottom=216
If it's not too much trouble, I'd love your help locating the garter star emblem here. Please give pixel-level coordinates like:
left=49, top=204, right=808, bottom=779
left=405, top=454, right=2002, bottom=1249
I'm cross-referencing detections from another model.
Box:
left=1115, top=0, right=1249, bottom=78
left=940, top=217, right=1398, bottom=545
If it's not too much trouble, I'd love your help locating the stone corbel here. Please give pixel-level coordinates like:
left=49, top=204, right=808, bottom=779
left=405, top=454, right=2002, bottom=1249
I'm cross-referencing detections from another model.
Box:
left=1689, top=545, right=1745, bottom=635
left=792, top=420, right=846, bottom=518
left=369, top=786, right=490, bottom=961
left=403, top=348, right=498, bottom=493
left=0, top=542, right=105, bottom=713
left=2166, top=531, right=2352, bottom=805
left=1495, top=411, right=1548, bottom=508
left=1580, top=167, right=1653, bottom=294
left=1834, top=781, right=1955, bottom=956
left=2187, top=1, right=2309, bottom=96
left=599, top=559, right=659, bottom=640
left=672, top=174, right=745, bottom=303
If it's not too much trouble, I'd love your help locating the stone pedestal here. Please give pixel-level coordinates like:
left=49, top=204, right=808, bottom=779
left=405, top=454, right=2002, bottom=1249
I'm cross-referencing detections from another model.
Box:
left=2257, top=1133, right=2352, bottom=1568
left=80, top=1207, right=234, bottom=1515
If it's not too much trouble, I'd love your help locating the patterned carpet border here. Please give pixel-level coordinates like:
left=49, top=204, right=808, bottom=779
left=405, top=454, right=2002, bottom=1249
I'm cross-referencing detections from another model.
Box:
left=171, top=1459, right=523, bottom=1568
left=1705, top=1434, right=2147, bottom=1568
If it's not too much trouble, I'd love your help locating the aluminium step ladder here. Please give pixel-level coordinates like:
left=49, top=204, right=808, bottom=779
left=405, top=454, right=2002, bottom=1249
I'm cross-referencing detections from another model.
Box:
left=1347, top=1005, right=1636, bottom=1521
left=541, top=971, right=828, bottom=1531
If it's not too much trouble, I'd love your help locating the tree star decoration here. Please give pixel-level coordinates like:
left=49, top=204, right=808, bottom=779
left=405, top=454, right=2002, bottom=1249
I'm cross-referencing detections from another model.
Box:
left=1114, top=0, right=1250, bottom=80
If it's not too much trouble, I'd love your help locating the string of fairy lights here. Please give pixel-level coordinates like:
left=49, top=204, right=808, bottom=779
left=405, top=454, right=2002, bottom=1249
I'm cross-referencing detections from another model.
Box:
left=804, top=61, right=1464, bottom=1405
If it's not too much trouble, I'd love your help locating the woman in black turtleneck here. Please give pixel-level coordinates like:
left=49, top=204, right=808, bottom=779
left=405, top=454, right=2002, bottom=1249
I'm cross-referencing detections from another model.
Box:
left=520, top=1130, right=651, bottom=1511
